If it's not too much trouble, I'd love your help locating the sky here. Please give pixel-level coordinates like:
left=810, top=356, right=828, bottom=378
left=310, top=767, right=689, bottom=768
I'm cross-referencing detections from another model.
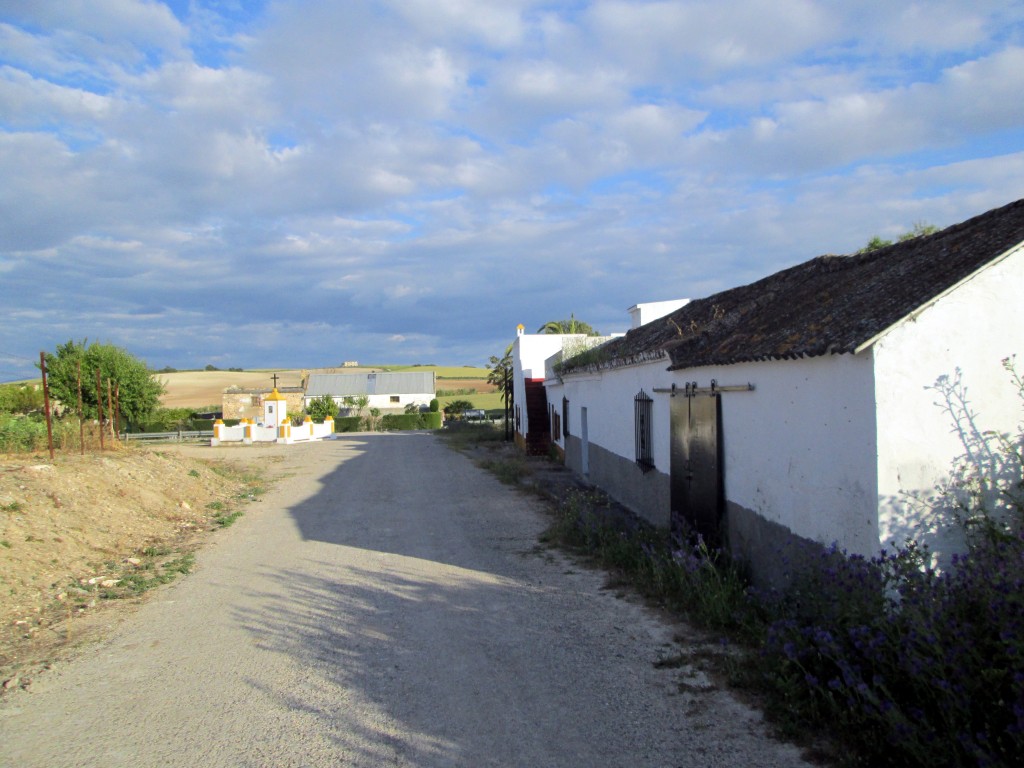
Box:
left=2, top=0, right=1024, bottom=380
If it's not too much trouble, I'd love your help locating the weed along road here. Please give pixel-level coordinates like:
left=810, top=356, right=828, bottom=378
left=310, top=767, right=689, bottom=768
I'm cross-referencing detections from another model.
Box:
left=0, top=434, right=810, bottom=768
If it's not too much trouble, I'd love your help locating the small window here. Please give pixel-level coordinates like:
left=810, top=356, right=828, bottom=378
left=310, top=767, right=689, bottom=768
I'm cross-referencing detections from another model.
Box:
left=390, top=395, right=400, bottom=403
left=635, top=390, right=654, bottom=472
left=550, top=404, right=561, bottom=441
left=251, top=395, right=261, bottom=407
left=562, top=397, right=569, bottom=438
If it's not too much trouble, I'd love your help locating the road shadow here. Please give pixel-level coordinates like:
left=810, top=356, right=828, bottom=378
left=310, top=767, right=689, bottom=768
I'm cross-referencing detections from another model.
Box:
left=227, top=432, right=699, bottom=767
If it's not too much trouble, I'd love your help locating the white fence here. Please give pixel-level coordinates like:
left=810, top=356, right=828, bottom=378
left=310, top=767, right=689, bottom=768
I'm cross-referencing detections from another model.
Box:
left=211, top=417, right=334, bottom=446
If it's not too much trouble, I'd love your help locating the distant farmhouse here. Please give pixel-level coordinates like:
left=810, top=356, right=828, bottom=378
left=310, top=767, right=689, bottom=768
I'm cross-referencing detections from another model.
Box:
left=220, top=371, right=437, bottom=420
left=512, top=197, right=1024, bottom=583
left=304, top=371, right=436, bottom=414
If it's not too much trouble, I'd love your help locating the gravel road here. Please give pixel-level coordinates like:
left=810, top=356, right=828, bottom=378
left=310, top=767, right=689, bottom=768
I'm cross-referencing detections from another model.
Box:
left=0, top=433, right=811, bottom=767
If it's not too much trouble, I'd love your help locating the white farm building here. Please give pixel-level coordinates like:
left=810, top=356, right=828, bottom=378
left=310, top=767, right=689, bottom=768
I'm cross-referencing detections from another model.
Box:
left=513, top=198, right=1024, bottom=583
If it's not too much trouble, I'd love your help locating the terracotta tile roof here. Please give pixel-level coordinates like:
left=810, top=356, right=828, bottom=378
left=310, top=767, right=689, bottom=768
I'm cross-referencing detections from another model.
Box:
left=564, top=197, right=1024, bottom=374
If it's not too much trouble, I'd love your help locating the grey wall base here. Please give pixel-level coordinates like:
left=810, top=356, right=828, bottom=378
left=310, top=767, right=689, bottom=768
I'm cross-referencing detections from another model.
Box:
left=563, top=435, right=671, bottom=529
left=725, top=500, right=827, bottom=590
left=560, top=435, right=825, bottom=587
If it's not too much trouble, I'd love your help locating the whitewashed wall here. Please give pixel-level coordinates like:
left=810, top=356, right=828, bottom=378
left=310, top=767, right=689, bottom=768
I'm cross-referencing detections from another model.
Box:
left=873, top=246, right=1024, bottom=558
left=558, top=352, right=880, bottom=555
left=513, top=334, right=572, bottom=439
left=700, top=355, right=879, bottom=555
left=304, top=393, right=433, bottom=411
left=559, top=358, right=673, bottom=471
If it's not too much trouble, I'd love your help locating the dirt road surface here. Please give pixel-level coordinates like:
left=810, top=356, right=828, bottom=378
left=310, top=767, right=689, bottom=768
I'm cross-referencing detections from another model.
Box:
left=0, top=434, right=810, bottom=767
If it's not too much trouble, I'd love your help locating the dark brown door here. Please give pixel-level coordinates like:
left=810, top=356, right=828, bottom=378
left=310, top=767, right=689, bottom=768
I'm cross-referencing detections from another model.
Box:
left=670, top=392, right=722, bottom=543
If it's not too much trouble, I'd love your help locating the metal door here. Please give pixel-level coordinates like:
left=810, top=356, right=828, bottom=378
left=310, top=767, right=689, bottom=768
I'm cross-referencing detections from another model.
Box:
left=670, top=392, right=722, bottom=543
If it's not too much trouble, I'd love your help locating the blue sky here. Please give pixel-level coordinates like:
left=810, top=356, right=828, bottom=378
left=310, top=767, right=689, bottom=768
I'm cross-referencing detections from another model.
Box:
left=2, top=0, right=1024, bottom=380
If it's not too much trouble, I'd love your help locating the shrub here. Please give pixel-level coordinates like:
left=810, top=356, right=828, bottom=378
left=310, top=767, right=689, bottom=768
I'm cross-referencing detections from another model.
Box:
left=333, top=416, right=363, bottom=433
left=0, top=383, right=44, bottom=415
left=380, top=413, right=442, bottom=431
left=306, top=394, right=339, bottom=421
left=429, top=398, right=439, bottom=413
left=443, top=399, right=474, bottom=418
left=0, top=414, right=82, bottom=453
left=756, top=537, right=1024, bottom=767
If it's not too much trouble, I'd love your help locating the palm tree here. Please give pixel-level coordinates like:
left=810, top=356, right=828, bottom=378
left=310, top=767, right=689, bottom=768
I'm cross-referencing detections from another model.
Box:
left=536, top=313, right=599, bottom=335
left=487, top=343, right=513, bottom=406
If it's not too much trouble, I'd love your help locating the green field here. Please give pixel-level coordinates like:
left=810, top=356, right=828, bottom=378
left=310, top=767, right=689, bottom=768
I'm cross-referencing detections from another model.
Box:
left=438, top=391, right=505, bottom=411
left=383, top=365, right=489, bottom=379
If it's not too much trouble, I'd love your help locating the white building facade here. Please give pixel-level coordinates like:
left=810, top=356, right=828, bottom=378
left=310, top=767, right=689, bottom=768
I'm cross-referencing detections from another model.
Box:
left=529, top=199, right=1024, bottom=583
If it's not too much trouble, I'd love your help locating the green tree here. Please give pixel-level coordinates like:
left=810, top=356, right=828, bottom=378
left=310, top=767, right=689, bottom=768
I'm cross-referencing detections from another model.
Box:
left=487, top=343, right=513, bottom=407
left=306, top=394, right=339, bottom=421
left=0, top=383, right=44, bottom=415
left=537, top=313, right=599, bottom=335
left=43, top=340, right=164, bottom=425
left=342, top=395, right=369, bottom=416
left=443, top=399, right=474, bottom=419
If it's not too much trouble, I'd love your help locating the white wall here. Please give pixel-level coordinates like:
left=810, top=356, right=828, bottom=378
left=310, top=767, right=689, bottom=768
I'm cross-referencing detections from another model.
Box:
left=558, top=353, right=881, bottom=555
left=304, top=393, right=433, bottom=411
left=559, top=358, right=672, bottom=472
left=706, top=355, right=879, bottom=555
left=513, top=333, right=576, bottom=439
left=873, top=246, right=1024, bottom=558
left=628, top=299, right=690, bottom=329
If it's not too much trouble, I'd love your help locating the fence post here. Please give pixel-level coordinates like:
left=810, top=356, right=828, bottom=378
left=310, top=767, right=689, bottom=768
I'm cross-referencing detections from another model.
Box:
left=39, top=352, right=54, bottom=461
left=95, top=369, right=105, bottom=452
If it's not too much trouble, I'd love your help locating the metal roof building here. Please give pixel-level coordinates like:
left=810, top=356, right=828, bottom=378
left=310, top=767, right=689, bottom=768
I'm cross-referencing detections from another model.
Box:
left=305, top=371, right=436, bottom=398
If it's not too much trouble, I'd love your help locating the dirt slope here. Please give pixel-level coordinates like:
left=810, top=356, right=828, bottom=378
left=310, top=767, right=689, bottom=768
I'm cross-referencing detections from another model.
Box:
left=0, top=446, right=269, bottom=685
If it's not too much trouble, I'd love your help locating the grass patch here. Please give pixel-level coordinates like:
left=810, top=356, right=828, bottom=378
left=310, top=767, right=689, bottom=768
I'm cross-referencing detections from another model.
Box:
left=69, top=551, right=197, bottom=604
left=478, top=455, right=531, bottom=485
left=1, top=501, right=23, bottom=513
left=212, top=510, right=244, bottom=528
left=439, top=421, right=507, bottom=451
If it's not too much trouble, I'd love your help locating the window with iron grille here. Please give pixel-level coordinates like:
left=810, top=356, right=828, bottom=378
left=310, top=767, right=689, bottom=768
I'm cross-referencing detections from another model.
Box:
left=550, top=404, right=560, bottom=441
left=634, top=390, right=654, bottom=472
left=390, top=395, right=400, bottom=403
left=251, top=395, right=261, bottom=407
left=562, top=397, right=569, bottom=438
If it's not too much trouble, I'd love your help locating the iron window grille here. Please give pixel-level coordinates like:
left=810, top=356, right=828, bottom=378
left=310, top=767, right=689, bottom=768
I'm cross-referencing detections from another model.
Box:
left=550, top=404, right=560, bottom=441
left=635, top=390, right=654, bottom=472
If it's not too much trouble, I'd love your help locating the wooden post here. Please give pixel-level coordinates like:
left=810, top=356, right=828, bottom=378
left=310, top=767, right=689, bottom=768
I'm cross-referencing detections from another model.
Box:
left=77, top=361, right=84, bottom=455
left=113, top=382, right=121, bottom=439
left=95, top=369, right=105, bottom=452
left=106, top=379, right=114, bottom=441
left=39, top=352, right=55, bottom=461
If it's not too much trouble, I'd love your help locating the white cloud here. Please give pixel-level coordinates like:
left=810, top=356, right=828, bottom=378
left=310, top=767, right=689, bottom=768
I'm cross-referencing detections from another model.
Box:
left=2, top=1, right=1024, bottom=379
